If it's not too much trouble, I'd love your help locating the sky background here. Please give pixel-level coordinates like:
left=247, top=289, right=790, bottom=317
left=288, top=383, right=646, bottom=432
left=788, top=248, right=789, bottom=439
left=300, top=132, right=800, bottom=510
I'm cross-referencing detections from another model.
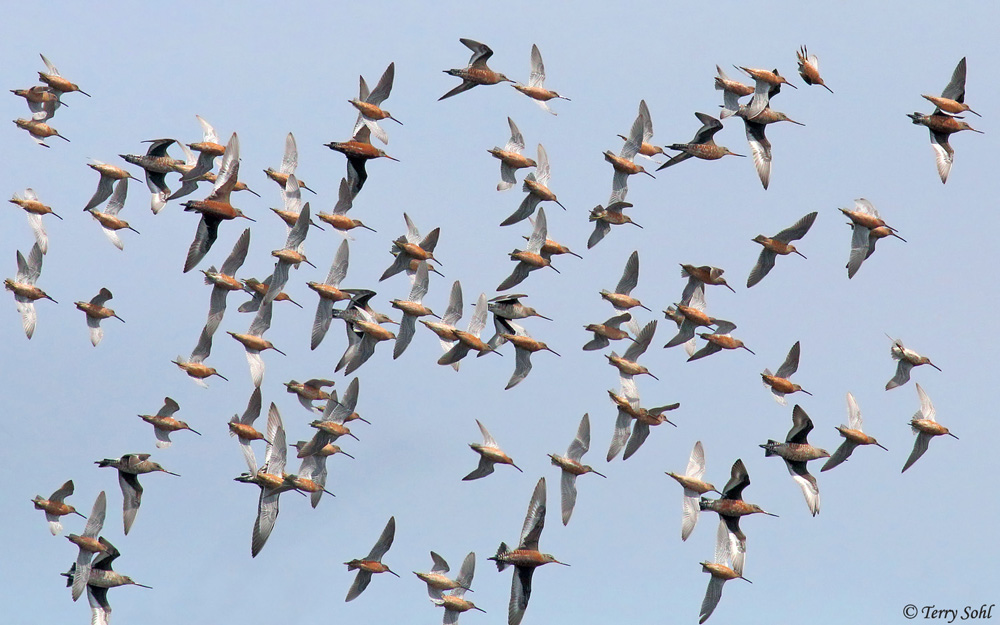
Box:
left=3, top=1, right=999, bottom=623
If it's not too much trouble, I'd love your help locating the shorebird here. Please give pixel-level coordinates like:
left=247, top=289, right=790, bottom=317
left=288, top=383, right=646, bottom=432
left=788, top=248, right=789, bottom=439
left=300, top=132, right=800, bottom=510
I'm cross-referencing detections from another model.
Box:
left=32, top=480, right=83, bottom=535
left=665, top=285, right=716, bottom=355
left=138, top=397, right=200, bottom=448
left=262, top=203, right=314, bottom=308
left=464, top=420, right=522, bottom=480
left=604, top=102, right=655, bottom=200
left=5, top=242, right=56, bottom=339
left=178, top=115, right=225, bottom=183
left=96, top=454, right=179, bottom=534
left=269, top=175, right=319, bottom=233
left=549, top=414, right=605, bottom=525
left=285, top=378, right=335, bottom=412
left=821, top=392, right=887, bottom=472
left=606, top=387, right=679, bottom=461
left=657, top=112, right=743, bottom=171
left=903, top=383, right=958, bottom=473
left=680, top=264, right=735, bottom=301
left=119, top=138, right=183, bottom=213
left=264, top=132, right=316, bottom=193
left=181, top=133, right=255, bottom=273
left=202, top=228, right=250, bottom=336
left=75, top=288, right=123, bottom=346
left=907, top=110, right=982, bottom=183
left=83, top=161, right=138, bottom=211
left=234, top=402, right=296, bottom=557
left=310, top=239, right=351, bottom=350
left=600, top=250, right=649, bottom=314
left=14, top=118, right=68, bottom=147
left=489, top=117, right=536, bottom=191
left=922, top=57, right=978, bottom=117
left=10, top=188, right=61, bottom=254
left=324, top=125, right=398, bottom=194
left=498, top=207, right=559, bottom=291
left=87, top=179, right=138, bottom=250
left=666, top=441, right=720, bottom=541
left=617, top=99, right=662, bottom=160
left=761, top=405, right=829, bottom=516
left=512, top=44, right=569, bottom=115
left=345, top=516, right=399, bottom=601
left=229, top=302, right=285, bottom=387
left=38, top=54, right=90, bottom=97
left=487, top=293, right=550, bottom=323
left=699, top=459, right=778, bottom=577
left=172, top=326, right=227, bottom=388
left=415, top=551, right=473, bottom=599
left=886, top=336, right=940, bottom=390
left=526, top=216, right=581, bottom=260
left=239, top=276, right=302, bottom=313
left=587, top=200, right=640, bottom=249
left=714, top=65, right=754, bottom=119
left=501, top=144, right=564, bottom=226
left=582, top=312, right=633, bottom=351
left=285, top=452, right=336, bottom=508
left=607, top=320, right=659, bottom=402
left=422, top=280, right=464, bottom=370
left=229, top=387, right=267, bottom=472
left=500, top=321, right=560, bottom=389
left=431, top=552, right=484, bottom=624
left=440, top=38, right=512, bottom=100
left=67, top=491, right=107, bottom=601
left=489, top=477, right=567, bottom=625
left=843, top=198, right=905, bottom=278
left=735, top=104, right=804, bottom=189
left=350, top=62, right=401, bottom=145
left=381, top=213, right=442, bottom=281
left=699, top=521, right=753, bottom=623
left=748, top=212, right=817, bottom=287
left=795, top=46, right=832, bottom=93
left=11, top=85, right=64, bottom=121
left=335, top=304, right=397, bottom=375
left=688, top=320, right=753, bottom=362
left=392, top=261, right=438, bottom=359
left=737, top=65, right=796, bottom=120
left=306, top=377, right=365, bottom=450
left=761, top=341, right=810, bottom=404
left=317, top=176, right=373, bottom=236
left=62, top=538, right=152, bottom=625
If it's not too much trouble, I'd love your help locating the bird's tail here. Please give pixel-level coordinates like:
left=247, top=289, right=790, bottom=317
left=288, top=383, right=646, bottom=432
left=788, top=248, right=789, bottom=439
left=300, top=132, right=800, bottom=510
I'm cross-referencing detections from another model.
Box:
left=489, top=542, right=510, bottom=571
left=761, top=440, right=779, bottom=457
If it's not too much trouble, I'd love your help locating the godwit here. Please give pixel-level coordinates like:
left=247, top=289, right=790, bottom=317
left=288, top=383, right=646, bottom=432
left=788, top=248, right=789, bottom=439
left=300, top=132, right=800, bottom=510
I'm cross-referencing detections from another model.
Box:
left=699, top=521, right=753, bottom=623
left=228, top=301, right=285, bottom=388
left=600, top=250, right=649, bottom=314
left=67, top=491, right=107, bottom=601
left=324, top=125, right=398, bottom=194
left=748, top=211, right=817, bottom=287
left=734, top=104, right=804, bottom=189
left=922, top=57, right=978, bottom=117
left=345, top=516, right=399, bottom=601
left=657, top=112, right=743, bottom=171
left=489, top=117, right=536, bottom=191
left=761, top=341, right=810, bottom=404
left=617, top=100, right=662, bottom=160
left=680, top=264, right=736, bottom=301
left=512, top=44, right=569, bottom=115
left=229, top=387, right=267, bottom=473
left=138, top=397, right=201, bottom=448
left=688, top=320, right=754, bottom=362
left=335, top=304, right=397, bottom=375
left=414, top=551, right=473, bottom=599
left=606, top=387, right=679, bottom=461
left=262, top=202, right=314, bottom=306
left=440, top=38, right=513, bottom=100
left=604, top=102, right=655, bottom=200
left=61, top=538, right=152, bottom=625
left=87, top=179, right=139, bottom=250
left=202, top=228, right=251, bottom=336
left=38, top=54, right=90, bottom=97
left=285, top=378, right=335, bottom=412
left=309, top=239, right=351, bottom=350
left=179, top=115, right=225, bottom=182
left=843, top=198, right=905, bottom=278
left=760, top=405, right=829, bottom=516
left=908, top=110, right=982, bottom=183
left=583, top=312, right=634, bottom=351
left=886, top=336, right=940, bottom=390
left=607, top=320, right=659, bottom=402
left=902, top=383, right=958, bottom=473
left=500, top=144, right=565, bottom=226
left=83, top=160, right=138, bottom=212
left=14, top=117, right=68, bottom=147
left=32, top=480, right=83, bottom=535
left=317, top=176, right=373, bottom=236
left=714, top=65, right=754, bottom=119
left=75, top=288, right=124, bottom=346
left=464, top=419, right=522, bottom=480
left=666, top=441, right=720, bottom=541
left=95, top=453, right=179, bottom=534
left=489, top=477, right=567, bottom=625
left=119, top=138, right=183, bottom=213
left=737, top=65, right=796, bottom=120
left=351, top=62, right=401, bottom=145
left=380, top=213, right=442, bottom=281
left=821, top=392, right=888, bottom=472
left=285, top=453, right=336, bottom=509
left=10, top=187, right=61, bottom=254
left=431, top=552, right=484, bottom=624
left=500, top=320, right=560, bottom=390
left=269, top=175, right=320, bottom=233
left=264, top=132, right=316, bottom=193
left=11, top=85, right=63, bottom=121
left=497, top=207, right=558, bottom=291
left=664, top=285, right=715, bottom=355
left=5, top=242, right=55, bottom=339
left=392, top=261, right=438, bottom=359
left=795, top=46, right=833, bottom=92
left=549, top=413, right=605, bottom=524
left=421, top=280, right=464, bottom=370
left=588, top=201, right=640, bottom=249
left=172, top=326, right=228, bottom=388
left=307, top=377, right=365, bottom=452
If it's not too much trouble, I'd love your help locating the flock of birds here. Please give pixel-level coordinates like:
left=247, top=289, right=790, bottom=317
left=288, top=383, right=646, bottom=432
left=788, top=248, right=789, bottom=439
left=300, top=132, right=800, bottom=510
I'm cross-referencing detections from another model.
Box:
left=14, top=40, right=973, bottom=625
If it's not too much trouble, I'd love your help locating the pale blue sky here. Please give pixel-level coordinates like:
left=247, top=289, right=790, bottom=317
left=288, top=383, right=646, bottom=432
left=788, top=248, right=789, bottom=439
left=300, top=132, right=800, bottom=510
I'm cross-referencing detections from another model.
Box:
left=3, top=2, right=998, bottom=623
